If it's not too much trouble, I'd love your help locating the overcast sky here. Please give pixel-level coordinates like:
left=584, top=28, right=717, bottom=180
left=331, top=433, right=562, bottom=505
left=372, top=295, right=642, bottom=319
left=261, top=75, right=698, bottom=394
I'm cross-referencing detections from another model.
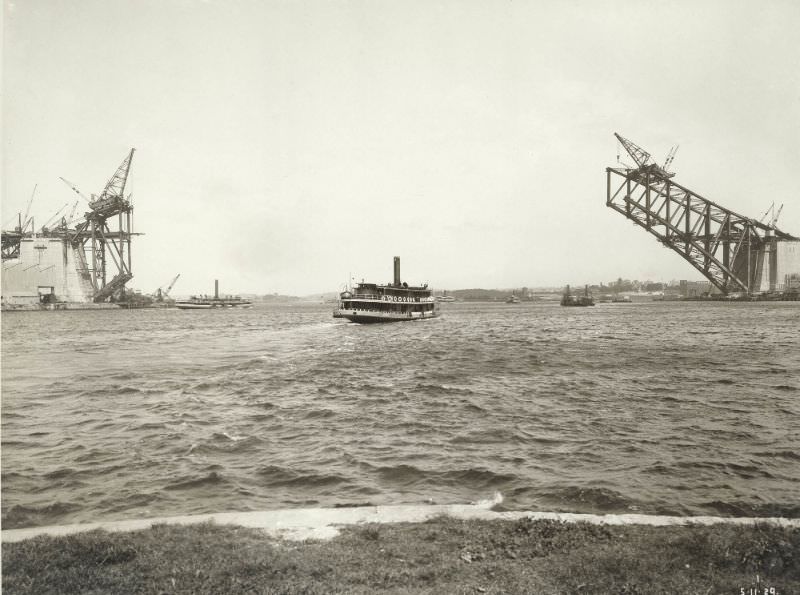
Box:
left=3, top=0, right=799, bottom=295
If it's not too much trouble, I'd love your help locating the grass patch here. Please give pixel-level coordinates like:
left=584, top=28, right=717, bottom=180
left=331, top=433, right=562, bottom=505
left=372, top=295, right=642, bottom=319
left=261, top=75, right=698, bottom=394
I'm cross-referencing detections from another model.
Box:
left=3, top=517, right=798, bottom=593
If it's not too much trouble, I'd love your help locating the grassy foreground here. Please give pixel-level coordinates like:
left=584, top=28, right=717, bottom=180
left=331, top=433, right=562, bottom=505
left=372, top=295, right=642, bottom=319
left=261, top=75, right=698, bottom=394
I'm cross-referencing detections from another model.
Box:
left=3, top=517, right=798, bottom=594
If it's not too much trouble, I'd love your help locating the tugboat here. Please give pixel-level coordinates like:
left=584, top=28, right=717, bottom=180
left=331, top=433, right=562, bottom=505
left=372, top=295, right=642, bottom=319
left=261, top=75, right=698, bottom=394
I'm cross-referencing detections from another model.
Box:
left=560, top=284, right=595, bottom=307
left=175, top=280, right=252, bottom=309
left=333, top=257, right=439, bottom=323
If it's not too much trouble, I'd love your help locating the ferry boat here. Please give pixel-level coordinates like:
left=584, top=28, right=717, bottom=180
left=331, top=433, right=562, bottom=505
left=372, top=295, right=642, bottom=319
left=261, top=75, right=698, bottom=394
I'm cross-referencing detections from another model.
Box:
left=175, top=280, right=252, bottom=309
left=560, top=284, right=595, bottom=307
left=333, top=257, right=439, bottom=323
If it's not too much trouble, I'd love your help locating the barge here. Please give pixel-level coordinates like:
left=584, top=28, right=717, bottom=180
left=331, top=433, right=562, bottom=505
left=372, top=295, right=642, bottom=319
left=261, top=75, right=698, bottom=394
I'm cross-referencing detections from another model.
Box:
left=561, top=284, right=595, bottom=307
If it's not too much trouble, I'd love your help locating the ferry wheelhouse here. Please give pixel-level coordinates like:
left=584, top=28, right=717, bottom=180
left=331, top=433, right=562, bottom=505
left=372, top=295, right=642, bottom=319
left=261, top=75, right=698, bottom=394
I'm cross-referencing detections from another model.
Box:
left=333, top=257, right=439, bottom=323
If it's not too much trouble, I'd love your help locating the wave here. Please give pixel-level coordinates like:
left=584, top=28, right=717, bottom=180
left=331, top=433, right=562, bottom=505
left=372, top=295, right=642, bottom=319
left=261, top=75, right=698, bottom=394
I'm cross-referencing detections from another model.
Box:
left=302, top=408, right=337, bottom=420
left=473, top=491, right=504, bottom=508
left=443, top=468, right=518, bottom=487
left=754, top=450, right=800, bottom=462
left=133, top=421, right=167, bottom=431
left=42, top=467, right=79, bottom=480
left=370, top=464, right=518, bottom=490
left=211, top=431, right=247, bottom=442
left=667, top=460, right=778, bottom=480
left=538, top=485, right=639, bottom=513
left=164, top=471, right=228, bottom=491
left=117, top=386, right=143, bottom=395
left=451, top=428, right=523, bottom=444
left=98, top=491, right=165, bottom=514
left=702, top=500, right=800, bottom=519
left=413, top=383, right=476, bottom=397
left=189, top=433, right=262, bottom=453
left=2, top=501, right=82, bottom=530
left=256, top=465, right=348, bottom=488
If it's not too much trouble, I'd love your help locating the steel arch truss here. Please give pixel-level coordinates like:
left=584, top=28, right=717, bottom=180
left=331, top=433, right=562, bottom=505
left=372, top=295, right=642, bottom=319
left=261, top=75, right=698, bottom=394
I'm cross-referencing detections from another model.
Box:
left=606, top=165, right=794, bottom=294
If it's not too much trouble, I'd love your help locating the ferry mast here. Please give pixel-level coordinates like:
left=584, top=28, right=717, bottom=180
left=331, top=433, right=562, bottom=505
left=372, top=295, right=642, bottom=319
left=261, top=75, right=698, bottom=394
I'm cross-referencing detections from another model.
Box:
left=606, top=133, right=798, bottom=295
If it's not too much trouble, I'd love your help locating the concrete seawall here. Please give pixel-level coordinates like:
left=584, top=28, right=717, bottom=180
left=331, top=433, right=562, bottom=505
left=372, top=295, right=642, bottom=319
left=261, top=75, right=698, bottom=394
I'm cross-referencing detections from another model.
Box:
left=4, top=502, right=799, bottom=543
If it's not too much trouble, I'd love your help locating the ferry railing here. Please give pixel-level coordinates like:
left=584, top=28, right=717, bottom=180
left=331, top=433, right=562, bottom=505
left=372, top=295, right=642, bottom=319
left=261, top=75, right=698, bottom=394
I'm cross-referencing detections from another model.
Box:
left=346, top=293, right=435, bottom=303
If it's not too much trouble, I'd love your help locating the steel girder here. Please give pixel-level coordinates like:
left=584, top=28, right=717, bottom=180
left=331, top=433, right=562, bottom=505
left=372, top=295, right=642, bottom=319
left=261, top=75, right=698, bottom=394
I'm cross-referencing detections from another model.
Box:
left=71, top=213, right=133, bottom=301
left=606, top=165, right=796, bottom=294
left=1, top=232, right=22, bottom=260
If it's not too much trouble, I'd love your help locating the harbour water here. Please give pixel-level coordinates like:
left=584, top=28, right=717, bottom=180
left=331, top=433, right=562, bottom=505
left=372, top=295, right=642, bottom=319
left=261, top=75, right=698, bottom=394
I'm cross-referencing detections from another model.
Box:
left=2, top=301, right=799, bottom=530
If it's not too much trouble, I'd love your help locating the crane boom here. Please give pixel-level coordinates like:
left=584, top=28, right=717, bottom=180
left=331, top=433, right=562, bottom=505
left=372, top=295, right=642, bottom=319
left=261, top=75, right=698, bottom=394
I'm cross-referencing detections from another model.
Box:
left=164, top=273, right=181, bottom=297
left=22, top=184, right=37, bottom=231
left=59, top=177, right=90, bottom=202
left=39, top=203, right=70, bottom=232
left=663, top=145, right=679, bottom=172
left=97, top=149, right=135, bottom=203
left=773, top=204, right=784, bottom=228
left=615, top=132, right=652, bottom=168
left=67, top=200, right=80, bottom=222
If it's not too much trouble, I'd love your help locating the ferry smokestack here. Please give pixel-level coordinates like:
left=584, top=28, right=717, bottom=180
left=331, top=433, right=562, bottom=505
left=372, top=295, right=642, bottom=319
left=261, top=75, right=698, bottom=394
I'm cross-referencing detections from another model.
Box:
left=215, top=279, right=219, bottom=299
left=393, top=257, right=401, bottom=287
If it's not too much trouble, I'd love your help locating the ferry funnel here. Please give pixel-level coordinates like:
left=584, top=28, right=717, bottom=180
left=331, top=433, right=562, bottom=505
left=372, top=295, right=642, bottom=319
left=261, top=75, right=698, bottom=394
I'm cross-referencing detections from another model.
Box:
left=393, top=257, right=401, bottom=287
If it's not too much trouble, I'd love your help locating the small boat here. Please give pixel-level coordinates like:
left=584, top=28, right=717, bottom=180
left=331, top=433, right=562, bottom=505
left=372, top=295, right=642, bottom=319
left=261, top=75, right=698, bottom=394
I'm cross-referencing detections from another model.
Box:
left=175, top=295, right=252, bottom=309
left=505, top=294, right=521, bottom=304
left=561, top=284, right=595, bottom=307
left=175, top=280, right=252, bottom=309
left=333, top=257, right=439, bottom=323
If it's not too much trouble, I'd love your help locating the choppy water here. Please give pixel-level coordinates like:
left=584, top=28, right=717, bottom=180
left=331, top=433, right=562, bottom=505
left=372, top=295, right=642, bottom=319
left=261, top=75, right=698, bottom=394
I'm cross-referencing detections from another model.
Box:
left=2, top=301, right=799, bottom=530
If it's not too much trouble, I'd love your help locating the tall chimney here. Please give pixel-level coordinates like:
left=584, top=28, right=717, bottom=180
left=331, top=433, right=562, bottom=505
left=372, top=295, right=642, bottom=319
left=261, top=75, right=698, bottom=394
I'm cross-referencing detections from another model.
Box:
left=393, top=257, right=401, bottom=287
left=215, top=279, right=219, bottom=299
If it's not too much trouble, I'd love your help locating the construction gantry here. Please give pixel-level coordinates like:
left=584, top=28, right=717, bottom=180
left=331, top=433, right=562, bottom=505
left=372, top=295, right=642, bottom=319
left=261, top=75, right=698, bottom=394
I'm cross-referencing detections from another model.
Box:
left=606, top=133, right=799, bottom=295
left=1, top=148, right=139, bottom=304
left=70, top=149, right=137, bottom=301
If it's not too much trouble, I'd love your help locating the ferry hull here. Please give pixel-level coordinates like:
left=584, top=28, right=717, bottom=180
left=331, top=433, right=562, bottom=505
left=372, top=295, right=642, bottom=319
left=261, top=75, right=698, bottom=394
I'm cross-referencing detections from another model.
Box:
left=175, top=300, right=251, bottom=309
left=333, top=309, right=439, bottom=323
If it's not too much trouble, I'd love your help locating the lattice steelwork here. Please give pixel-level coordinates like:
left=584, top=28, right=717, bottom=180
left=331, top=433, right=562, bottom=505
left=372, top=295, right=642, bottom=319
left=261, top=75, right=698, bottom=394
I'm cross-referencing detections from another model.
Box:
left=71, top=149, right=136, bottom=301
left=606, top=133, right=797, bottom=295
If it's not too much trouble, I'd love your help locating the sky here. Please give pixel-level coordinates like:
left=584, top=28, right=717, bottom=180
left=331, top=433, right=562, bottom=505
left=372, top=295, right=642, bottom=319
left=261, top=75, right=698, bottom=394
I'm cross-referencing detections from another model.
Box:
left=3, top=0, right=799, bottom=296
